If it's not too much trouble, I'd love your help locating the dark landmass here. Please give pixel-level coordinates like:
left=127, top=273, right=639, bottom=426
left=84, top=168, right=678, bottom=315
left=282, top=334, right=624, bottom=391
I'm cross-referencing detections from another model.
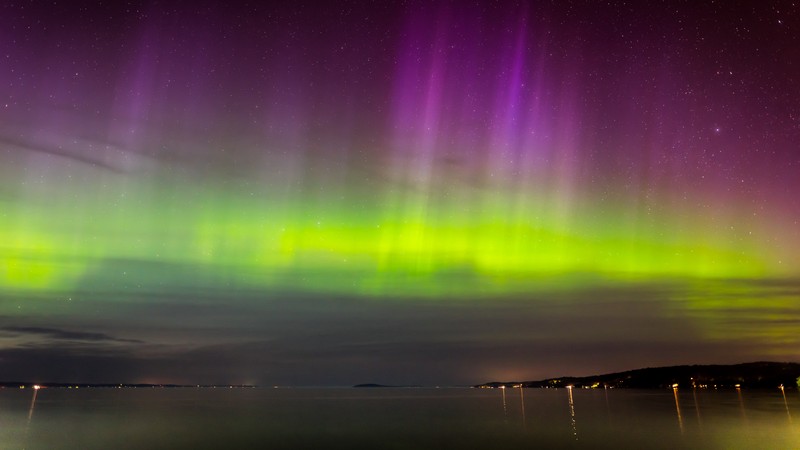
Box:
left=475, top=362, right=800, bottom=390
left=0, top=382, right=257, bottom=389
left=5, top=362, right=797, bottom=390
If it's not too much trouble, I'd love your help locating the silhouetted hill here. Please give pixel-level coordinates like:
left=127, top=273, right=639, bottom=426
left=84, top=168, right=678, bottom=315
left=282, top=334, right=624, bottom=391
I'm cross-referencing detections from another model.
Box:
left=476, top=362, right=800, bottom=389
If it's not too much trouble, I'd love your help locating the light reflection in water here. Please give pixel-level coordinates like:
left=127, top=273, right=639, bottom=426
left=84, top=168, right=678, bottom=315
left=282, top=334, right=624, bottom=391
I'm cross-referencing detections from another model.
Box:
left=779, top=385, right=792, bottom=423
left=518, top=387, right=526, bottom=427
left=27, top=386, right=39, bottom=422
left=24, top=385, right=40, bottom=450
left=500, top=386, right=508, bottom=422
left=2, top=387, right=799, bottom=448
left=672, top=386, right=684, bottom=435
left=736, top=386, right=748, bottom=425
left=692, top=387, right=703, bottom=429
left=566, top=386, right=577, bottom=441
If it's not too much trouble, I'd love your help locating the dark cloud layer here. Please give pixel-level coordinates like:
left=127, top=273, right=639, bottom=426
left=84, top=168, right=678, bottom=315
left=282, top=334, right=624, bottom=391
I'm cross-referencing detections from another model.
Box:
left=1, top=326, right=143, bottom=344
left=3, top=279, right=792, bottom=385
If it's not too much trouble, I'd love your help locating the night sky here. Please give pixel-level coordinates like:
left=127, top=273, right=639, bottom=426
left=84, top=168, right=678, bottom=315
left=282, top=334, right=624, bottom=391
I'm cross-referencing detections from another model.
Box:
left=1, top=0, right=799, bottom=386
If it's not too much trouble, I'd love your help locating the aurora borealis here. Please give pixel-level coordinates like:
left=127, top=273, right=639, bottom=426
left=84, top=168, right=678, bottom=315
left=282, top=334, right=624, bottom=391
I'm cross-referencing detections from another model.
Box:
left=1, top=1, right=799, bottom=385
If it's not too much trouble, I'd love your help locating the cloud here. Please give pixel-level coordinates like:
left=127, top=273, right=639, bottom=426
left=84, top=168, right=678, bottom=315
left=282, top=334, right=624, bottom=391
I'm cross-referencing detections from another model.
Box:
left=0, top=326, right=143, bottom=344
left=1, top=279, right=797, bottom=385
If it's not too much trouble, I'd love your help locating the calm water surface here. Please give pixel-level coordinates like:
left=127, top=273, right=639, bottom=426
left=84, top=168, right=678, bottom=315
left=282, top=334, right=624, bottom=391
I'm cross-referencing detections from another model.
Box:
left=1, top=387, right=797, bottom=449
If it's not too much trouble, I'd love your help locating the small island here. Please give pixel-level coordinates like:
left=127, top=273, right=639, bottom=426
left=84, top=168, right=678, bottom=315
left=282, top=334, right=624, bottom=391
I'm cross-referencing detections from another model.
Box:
left=475, top=361, right=800, bottom=389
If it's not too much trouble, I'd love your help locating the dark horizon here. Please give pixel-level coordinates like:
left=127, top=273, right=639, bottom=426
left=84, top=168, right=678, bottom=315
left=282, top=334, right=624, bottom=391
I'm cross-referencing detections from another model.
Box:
left=4, top=360, right=799, bottom=390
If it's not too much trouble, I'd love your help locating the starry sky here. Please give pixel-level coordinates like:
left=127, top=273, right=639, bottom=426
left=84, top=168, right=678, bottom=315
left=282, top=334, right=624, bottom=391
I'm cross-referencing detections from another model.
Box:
left=1, top=0, right=799, bottom=386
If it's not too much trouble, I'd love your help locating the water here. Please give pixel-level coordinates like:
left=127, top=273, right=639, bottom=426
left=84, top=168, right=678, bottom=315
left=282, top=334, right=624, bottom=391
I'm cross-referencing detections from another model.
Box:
left=1, top=387, right=797, bottom=449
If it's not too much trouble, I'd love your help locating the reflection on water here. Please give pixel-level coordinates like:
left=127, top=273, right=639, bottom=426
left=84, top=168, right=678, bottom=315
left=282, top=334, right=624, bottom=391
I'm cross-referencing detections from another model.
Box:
left=692, top=387, right=703, bottom=430
left=567, top=385, right=578, bottom=441
left=1, top=386, right=798, bottom=449
left=672, top=386, right=683, bottom=434
left=736, top=386, right=748, bottom=425
left=779, top=385, right=792, bottom=423
left=500, top=386, right=507, bottom=422
left=23, top=385, right=40, bottom=450
left=27, top=386, right=39, bottom=423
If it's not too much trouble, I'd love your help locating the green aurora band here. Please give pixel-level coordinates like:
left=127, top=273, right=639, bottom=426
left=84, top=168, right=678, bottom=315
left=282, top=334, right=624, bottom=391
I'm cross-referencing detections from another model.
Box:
left=1, top=162, right=786, bottom=298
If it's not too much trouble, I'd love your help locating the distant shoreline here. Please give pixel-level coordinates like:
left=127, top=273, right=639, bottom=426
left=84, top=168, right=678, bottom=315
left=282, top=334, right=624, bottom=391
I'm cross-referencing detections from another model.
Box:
left=4, top=361, right=798, bottom=390
left=474, top=361, right=800, bottom=390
